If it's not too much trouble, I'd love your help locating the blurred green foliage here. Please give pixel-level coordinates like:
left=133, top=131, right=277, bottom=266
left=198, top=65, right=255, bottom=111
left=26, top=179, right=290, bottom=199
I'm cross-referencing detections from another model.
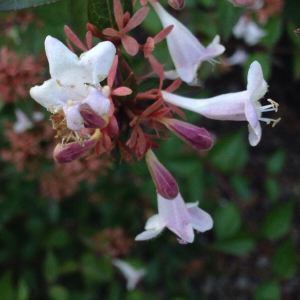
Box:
left=0, top=0, right=299, bottom=299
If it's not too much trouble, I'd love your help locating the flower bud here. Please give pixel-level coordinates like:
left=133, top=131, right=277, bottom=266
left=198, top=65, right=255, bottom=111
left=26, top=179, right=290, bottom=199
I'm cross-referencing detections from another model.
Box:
left=168, top=0, right=185, bottom=10
left=79, top=103, right=108, bottom=129
left=145, top=150, right=179, bottom=200
left=160, top=118, right=213, bottom=150
left=53, top=130, right=101, bottom=163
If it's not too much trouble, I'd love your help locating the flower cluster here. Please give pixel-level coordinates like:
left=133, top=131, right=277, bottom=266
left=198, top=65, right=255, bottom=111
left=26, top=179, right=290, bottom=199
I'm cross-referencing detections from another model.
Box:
left=29, top=0, right=280, bottom=244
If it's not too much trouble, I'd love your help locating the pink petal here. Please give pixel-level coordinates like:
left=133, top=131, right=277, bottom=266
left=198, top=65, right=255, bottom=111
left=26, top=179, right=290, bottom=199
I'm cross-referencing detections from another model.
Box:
left=123, top=6, right=150, bottom=33
left=114, top=0, right=124, bottom=30
left=121, top=35, right=139, bottom=56
left=108, top=56, right=119, bottom=88
left=103, top=28, right=120, bottom=37
left=112, top=87, right=132, bottom=96
left=135, top=228, right=164, bottom=240
left=64, top=25, right=87, bottom=51
left=79, top=103, right=108, bottom=128
left=153, top=25, right=174, bottom=44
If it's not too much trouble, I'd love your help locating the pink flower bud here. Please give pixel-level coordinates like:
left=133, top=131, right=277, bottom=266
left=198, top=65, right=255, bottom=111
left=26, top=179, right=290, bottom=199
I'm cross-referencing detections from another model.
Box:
left=161, top=118, right=213, bottom=150
left=145, top=150, right=179, bottom=199
left=53, top=130, right=101, bottom=163
left=227, top=0, right=256, bottom=6
left=79, top=103, right=108, bottom=128
left=168, top=0, right=185, bottom=10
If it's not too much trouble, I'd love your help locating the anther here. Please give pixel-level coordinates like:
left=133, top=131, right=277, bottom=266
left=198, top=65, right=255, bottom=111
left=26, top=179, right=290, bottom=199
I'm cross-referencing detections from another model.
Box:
left=267, top=99, right=279, bottom=112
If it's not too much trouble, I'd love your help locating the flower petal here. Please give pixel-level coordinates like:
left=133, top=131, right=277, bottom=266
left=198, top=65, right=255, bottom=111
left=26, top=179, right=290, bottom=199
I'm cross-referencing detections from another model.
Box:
left=63, top=104, right=84, bottom=131
left=245, top=98, right=261, bottom=146
left=144, top=214, right=162, bottom=230
left=30, top=79, right=70, bottom=110
left=187, top=202, right=213, bottom=232
left=135, top=227, right=164, bottom=241
left=80, top=41, right=116, bottom=84
left=45, top=35, right=80, bottom=79
left=82, top=87, right=110, bottom=116
left=158, top=193, right=194, bottom=243
left=247, top=61, right=268, bottom=102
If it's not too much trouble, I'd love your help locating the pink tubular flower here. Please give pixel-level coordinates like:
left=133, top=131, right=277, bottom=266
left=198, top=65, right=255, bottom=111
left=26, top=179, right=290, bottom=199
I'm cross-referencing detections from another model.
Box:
left=135, top=193, right=213, bottom=243
left=162, top=61, right=280, bottom=146
left=151, top=2, right=225, bottom=84
left=30, top=36, right=116, bottom=131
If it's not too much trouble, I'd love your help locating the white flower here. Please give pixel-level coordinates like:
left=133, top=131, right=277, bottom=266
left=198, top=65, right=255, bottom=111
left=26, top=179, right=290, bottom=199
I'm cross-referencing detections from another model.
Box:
left=152, top=2, right=225, bottom=84
left=233, top=16, right=266, bottom=46
left=112, top=259, right=146, bottom=290
left=162, top=61, right=280, bottom=146
left=30, top=36, right=116, bottom=131
left=135, top=193, right=213, bottom=243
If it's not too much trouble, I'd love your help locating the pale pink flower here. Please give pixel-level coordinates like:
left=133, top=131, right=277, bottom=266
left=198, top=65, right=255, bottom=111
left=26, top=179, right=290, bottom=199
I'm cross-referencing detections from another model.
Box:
left=152, top=2, right=225, bottom=84
left=135, top=193, right=213, bottom=243
left=113, top=259, right=146, bottom=290
left=30, top=36, right=116, bottom=131
left=13, top=109, right=33, bottom=133
left=162, top=61, right=280, bottom=146
left=233, top=16, right=266, bottom=46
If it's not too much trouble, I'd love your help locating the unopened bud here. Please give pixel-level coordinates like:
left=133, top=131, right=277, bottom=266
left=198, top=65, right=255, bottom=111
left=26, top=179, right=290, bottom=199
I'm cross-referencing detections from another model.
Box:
left=53, top=130, right=101, bottom=163
left=168, top=0, right=185, bottom=10
left=145, top=150, right=179, bottom=199
left=80, top=103, right=108, bottom=129
left=161, top=118, right=213, bottom=150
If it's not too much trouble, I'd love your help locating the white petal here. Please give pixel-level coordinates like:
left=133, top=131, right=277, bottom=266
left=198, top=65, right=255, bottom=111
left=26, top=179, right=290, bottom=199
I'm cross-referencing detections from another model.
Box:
left=247, top=61, right=268, bottom=102
left=63, top=104, right=84, bottom=131
left=144, top=214, right=161, bottom=230
left=135, top=228, right=164, bottom=241
left=30, top=79, right=70, bottom=109
left=82, top=87, right=110, bottom=116
left=245, top=99, right=261, bottom=146
left=158, top=193, right=195, bottom=243
left=80, top=41, right=116, bottom=84
left=188, top=206, right=213, bottom=232
left=45, top=36, right=80, bottom=79
left=13, top=109, right=33, bottom=133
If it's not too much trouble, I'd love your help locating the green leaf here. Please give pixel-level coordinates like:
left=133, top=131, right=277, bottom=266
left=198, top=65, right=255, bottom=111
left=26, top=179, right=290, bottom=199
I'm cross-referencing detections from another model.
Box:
left=264, top=178, right=280, bottom=202
left=230, top=175, right=252, bottom=200
left=215, top=0, right=244, bottom=40
left=208, top=131, right=249, bottom=173
left=87, top=0, right=133, bottom=32
left=254, top=280, right=281, bottom=300
left=0, top=0, right=61, bottom=11
left=214, top=237, right=256, bottom=256
left=266, top=149, right=286, bottom=175
left=271, top=238, right=298, bottom=279
left=0, top=272, right=13, bottom=300
left=214, top=202, right=242, bottom=240
left=261, top=201, right=294, bottom=240
left=44, top=252, right=59, bottom=283
left=261, top=17, right=283, bottom=46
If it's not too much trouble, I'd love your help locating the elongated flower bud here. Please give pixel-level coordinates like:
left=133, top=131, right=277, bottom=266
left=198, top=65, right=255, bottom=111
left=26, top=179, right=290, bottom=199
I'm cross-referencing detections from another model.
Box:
left=160, top=118, right=213, bottom=150
left=53, top=130, right=101, bottom=163
left=145, top=150, right=179, bottom=200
